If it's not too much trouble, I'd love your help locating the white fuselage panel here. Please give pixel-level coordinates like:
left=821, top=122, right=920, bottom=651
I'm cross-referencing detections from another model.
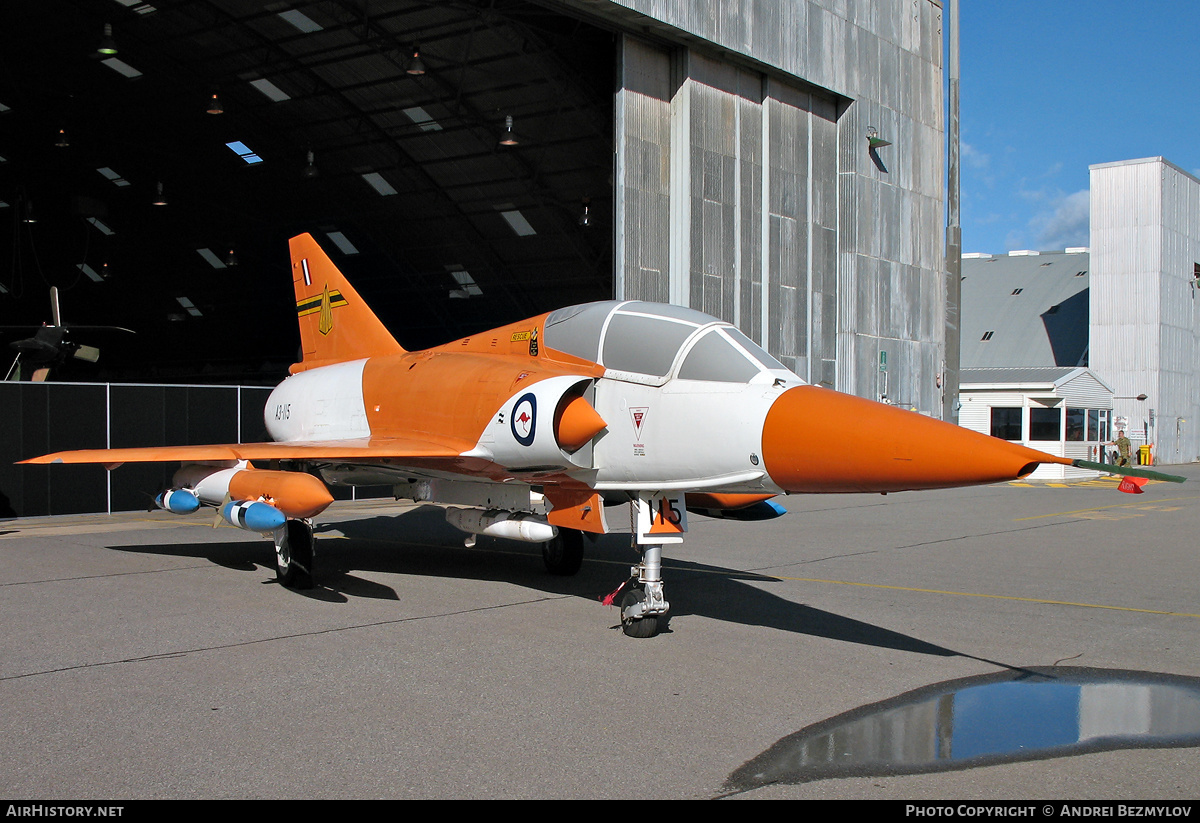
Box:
left=264, top=359, right=370, bottom=442
left=590, top=376, right=786, bottom=494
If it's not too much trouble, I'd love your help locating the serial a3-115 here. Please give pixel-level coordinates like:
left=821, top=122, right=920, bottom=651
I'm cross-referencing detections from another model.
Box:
left=21, top=234, right=1184, bottom=637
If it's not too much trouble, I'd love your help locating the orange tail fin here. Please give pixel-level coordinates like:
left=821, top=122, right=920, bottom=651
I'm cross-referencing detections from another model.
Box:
left=288, top=233, right=405, bottom=369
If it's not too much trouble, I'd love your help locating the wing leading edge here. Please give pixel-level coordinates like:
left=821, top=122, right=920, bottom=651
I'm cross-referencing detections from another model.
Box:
left=19, top=435, right=475, bottom=468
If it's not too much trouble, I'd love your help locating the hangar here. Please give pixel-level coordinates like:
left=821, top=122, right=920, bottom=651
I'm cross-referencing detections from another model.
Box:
left=2, top=0, right=950, bottom=517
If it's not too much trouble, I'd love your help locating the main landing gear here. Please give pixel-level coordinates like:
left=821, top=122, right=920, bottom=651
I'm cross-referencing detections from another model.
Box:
left=542, top=528, right=584, bottom=576
left=274, top=519, right=316, bottom=589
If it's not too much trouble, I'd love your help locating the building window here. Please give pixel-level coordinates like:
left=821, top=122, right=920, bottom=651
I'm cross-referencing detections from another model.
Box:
left=1030, top=407, right=1062, bottom=441
left=1066, top=408, right=1086, bottom=441
left=990, top=407, right=1022, bottom=440
left=1011, top=288, right=1023, bottom=295
left=981, top=331, right=994, bottom=341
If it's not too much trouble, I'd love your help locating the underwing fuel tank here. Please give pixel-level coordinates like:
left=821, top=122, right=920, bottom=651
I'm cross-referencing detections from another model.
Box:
left=444, top=507, right=558, bottom=543
left=172, top=463, right=334, bottom=519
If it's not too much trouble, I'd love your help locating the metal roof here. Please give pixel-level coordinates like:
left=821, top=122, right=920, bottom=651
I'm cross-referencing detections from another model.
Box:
left=960, top=249, right=1091, bottom=370
left=960, top=366, right=1111, bottom=391
left=0, top=0, right=617, bottom=383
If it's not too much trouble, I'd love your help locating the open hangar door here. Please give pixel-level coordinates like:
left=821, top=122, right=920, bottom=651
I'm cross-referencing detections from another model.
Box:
left=0, top=0, right=617, bottom=384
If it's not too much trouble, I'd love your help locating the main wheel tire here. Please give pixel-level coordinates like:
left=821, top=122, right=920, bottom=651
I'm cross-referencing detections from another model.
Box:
left=620, top=586, right=659, bottom=638
left=276, top=519, right=315, bottom=589
left=542, top=528, right=584, bottom=576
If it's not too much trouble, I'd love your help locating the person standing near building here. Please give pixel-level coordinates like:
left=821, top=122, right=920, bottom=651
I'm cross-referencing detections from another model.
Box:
left=1109, top=429, right=1132, bottom=467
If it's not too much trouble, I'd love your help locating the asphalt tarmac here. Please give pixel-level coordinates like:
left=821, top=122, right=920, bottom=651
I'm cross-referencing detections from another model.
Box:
left=2, top=465, right=1199, bottom=800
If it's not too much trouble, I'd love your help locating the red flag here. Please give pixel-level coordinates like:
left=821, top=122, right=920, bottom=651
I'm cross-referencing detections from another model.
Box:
left=1118, top=476, right=1148, bottom=494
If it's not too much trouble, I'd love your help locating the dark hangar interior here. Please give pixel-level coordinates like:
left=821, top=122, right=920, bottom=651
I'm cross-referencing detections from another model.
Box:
left=0, top=0, right=618, bottom=383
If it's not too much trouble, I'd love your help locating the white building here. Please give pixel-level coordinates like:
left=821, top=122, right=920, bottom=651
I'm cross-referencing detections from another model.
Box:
left=959, top=367, right=1114, bottom=481
left=1090, top=157, right=1200, bottom=466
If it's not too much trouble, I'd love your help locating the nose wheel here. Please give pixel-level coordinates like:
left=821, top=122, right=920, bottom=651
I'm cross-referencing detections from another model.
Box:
left=613, top=541, right=670, bottom=638
left=619, top=584, right=662, bottom=638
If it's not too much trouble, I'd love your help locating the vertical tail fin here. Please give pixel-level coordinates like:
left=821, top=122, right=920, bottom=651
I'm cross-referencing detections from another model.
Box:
left=288, top=233, right=405, bottom=368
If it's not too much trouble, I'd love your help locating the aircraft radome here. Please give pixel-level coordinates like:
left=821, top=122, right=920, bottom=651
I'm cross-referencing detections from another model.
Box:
left=21, top=234, right=1185, bottom=638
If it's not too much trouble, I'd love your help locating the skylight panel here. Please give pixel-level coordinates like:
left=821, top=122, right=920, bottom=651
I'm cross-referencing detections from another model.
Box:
left=249, top=78, right=291, bottom=103
left=361, top=172, right=397, bottom=196
left=87, top=217, right=115, bottom=235
left=402, top=106, right=442, bottom=132
left=196, top=248, right=227, bottom=269
left=449, top=269, right=482, bottom=297
left=325, top=231, right=359, bottom=255
left=500, top=209, right=536, bottom=237
left=176, top=296, right=203, bottom=317
left=225, top=141, right=263, bottom=164
left=114, top=0, right=158, bottom=13
left=0, top=102, right=10, bottom=113
left=96, top=167, right=130, bottom=187
left=100, top=57, right=142, bottom=78
left=278, top=9, right=323, bottom=33
left=77, top=263, right=104, bottom=283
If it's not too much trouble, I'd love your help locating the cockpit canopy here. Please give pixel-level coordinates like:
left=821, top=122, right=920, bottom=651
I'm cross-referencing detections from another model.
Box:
left=543, top=301, right=801, bottom=386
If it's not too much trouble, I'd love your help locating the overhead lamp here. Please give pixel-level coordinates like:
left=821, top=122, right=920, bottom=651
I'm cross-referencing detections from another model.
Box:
left=302, top=149, right=319, bottom=179
left=152, top=181, right=167, bottom=206
left=206, top=92, right=224, bottom=115
left=55, top=128, right=69, bottom=148
left=225, top=249, right=238, bottom=267
left=96, top=23, right=118, bottom=57
left=406, top=44, right=426, bottom=76
left=21, top=200, right=35, bottom=224
left=498, top=115, right=519, bottom=147
left=578, top=197, right=591, bottom=227
left=866, top=126, right=891, bottom=149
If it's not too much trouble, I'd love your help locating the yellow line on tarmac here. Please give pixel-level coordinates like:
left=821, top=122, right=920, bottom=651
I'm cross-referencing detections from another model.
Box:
left=771, top=574, right=1200, bottom=619
left=1013, top=494, right=1200, bottom=521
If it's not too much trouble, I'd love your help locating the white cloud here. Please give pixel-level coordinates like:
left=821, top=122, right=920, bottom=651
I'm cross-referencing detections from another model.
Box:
left=1030, top=189, right=1090, bottom=250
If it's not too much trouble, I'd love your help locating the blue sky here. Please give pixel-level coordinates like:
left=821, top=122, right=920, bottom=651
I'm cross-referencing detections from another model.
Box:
left=955, top=1, right=1200, bottom=255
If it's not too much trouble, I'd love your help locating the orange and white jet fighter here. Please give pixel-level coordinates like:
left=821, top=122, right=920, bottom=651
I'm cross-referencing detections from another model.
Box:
left=22, top=234, right=1184, bottom=637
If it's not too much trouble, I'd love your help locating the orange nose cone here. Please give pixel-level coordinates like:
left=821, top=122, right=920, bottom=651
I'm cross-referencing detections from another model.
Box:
left=761, top=386, right=1070, bottom=494
left=554, top=394, right=607, bottom=453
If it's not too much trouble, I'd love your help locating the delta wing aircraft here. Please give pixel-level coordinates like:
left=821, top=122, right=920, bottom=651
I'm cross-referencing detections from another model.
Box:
left=22, top=234, right=1184, bottom=637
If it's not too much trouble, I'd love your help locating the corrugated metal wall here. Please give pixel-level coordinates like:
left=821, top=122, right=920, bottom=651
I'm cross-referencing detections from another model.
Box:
left=611, top=0, right=947, bottom=416
left=1090, top=158, right=1200, bottom=464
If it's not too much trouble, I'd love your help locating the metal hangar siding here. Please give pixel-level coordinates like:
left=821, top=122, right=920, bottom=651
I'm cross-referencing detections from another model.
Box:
left=598, top=0, right=949, bottom=416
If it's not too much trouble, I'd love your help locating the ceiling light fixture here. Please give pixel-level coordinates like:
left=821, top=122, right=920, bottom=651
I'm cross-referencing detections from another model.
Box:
left=96, top=23, right=118, bottom=57
left=498, top=115, right=519, bottom=147
left=55, top=128, right=69, bottom=148
left=578, top=197, right=591, bottom=227
left=206, top=92, right=224, bottom=115
left=152, top=181, right=167, bottom=206
left=302, top=150, right=318, bottom=179
left=406, top=44, right=426, bottom=76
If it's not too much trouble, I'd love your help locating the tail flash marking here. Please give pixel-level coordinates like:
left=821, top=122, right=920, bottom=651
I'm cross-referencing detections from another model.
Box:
left=288, top=233, right=405, bottom=368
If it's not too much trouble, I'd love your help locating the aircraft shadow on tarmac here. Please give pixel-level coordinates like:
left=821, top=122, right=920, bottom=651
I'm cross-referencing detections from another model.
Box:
left=109, top=504, right=956, bottom=657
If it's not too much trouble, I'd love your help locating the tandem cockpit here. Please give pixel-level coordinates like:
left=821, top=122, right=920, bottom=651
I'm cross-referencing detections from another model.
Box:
left=542, top=300, right=803, bottom=388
